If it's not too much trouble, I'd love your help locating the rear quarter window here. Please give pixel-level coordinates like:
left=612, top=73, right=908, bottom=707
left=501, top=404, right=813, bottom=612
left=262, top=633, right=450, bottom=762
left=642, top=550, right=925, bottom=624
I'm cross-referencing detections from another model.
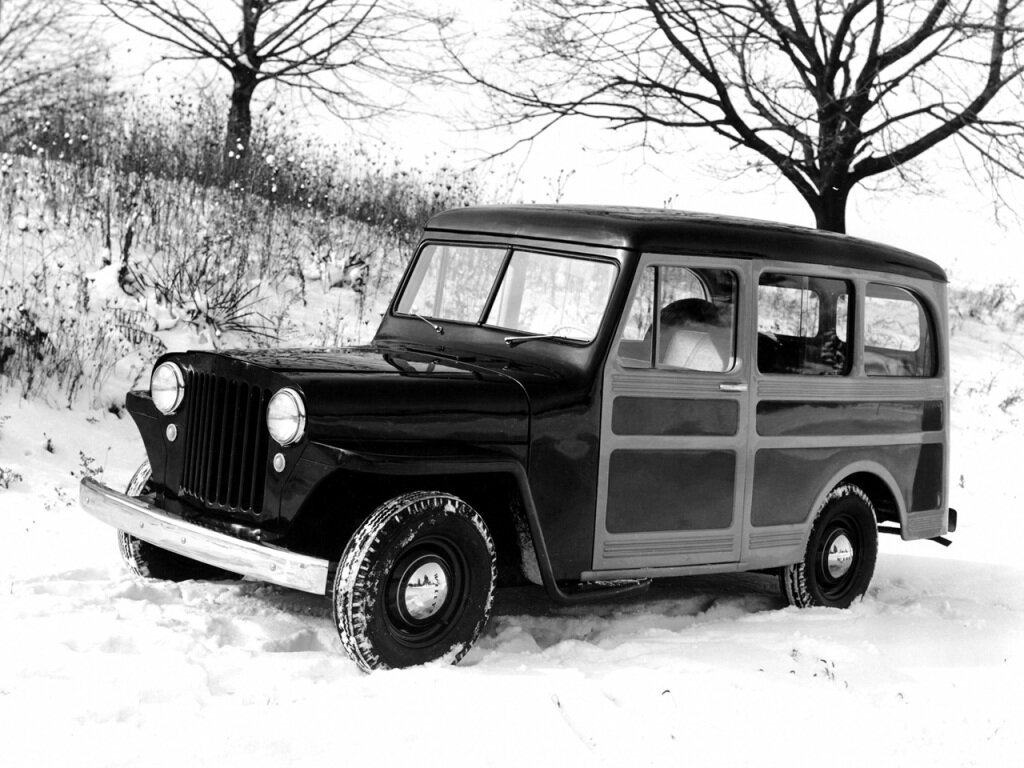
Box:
left=864, top=284, right=937, bottom=377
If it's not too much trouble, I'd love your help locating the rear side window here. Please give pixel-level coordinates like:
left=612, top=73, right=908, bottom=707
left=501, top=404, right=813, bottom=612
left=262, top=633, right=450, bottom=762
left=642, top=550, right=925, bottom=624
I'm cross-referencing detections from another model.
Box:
left=758, top=274, right=851, bottom=375
left=864, top=285, right=937, bottom=377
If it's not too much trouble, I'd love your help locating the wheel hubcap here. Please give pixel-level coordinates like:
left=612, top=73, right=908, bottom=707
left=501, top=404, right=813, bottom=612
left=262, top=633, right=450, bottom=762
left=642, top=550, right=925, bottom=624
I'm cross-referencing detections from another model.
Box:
left=825, top=532, right=855, bottom=579
left=384, top=539, right=465, bottom=649
left=400, top=558, right=450, bottom=621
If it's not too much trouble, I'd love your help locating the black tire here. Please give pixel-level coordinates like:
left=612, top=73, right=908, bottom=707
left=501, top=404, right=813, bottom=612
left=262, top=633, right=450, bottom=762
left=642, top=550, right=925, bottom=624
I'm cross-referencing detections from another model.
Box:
left=118, top=461, right=241, bottom=583
left=333, top=491, right=496, bottom=672
left=780, top=484, right=878, bottom=608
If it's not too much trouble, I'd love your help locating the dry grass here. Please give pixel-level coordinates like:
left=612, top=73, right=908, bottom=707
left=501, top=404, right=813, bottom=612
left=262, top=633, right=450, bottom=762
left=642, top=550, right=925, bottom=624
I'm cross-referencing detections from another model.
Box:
left=0, top=94, right=493, bottom=407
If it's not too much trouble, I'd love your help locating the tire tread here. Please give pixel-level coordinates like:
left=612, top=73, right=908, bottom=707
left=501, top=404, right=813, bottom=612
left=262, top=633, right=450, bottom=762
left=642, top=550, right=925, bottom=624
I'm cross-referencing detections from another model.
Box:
left=333, top=491, right=496, bottom=672
left=780, top=483, right=877, bottom=608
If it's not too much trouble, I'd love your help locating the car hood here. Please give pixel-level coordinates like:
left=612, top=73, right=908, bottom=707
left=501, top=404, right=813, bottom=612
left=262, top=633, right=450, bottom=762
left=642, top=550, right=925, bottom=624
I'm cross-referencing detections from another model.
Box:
left=195, top=346, right=540, bottom=445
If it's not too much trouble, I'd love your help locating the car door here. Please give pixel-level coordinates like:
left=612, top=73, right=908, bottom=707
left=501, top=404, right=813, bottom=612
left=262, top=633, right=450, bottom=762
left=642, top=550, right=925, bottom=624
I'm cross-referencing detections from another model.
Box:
left=592, top=254, right=752, bottom=573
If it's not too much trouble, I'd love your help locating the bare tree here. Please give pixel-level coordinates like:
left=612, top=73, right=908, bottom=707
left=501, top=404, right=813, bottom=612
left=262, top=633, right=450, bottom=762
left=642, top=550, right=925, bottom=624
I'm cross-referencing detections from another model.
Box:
left=448, top=1, right=1024, bottom=233
left=99, top=1, right=439, bottom=159
left=0, top=0, right=108, bottom=142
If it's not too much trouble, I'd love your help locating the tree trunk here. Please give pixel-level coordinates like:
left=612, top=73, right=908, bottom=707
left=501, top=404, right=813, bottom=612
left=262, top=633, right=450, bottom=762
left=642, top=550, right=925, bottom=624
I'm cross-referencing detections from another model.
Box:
left=225, top=66, right=258, bottom=171
left=810, top=186, right=850, bottom=234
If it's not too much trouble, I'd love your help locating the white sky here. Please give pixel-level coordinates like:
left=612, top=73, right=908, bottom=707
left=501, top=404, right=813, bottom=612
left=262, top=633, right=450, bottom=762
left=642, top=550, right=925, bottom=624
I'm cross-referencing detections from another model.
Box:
left=96, top=0, right=1024, bottom=288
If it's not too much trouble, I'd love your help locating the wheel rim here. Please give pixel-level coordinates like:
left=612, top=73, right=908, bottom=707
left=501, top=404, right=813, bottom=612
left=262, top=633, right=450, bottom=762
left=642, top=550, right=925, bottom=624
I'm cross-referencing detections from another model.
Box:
left=816, top=513, right=861, bottom=601
left=384, top=536, right=467, bottom=648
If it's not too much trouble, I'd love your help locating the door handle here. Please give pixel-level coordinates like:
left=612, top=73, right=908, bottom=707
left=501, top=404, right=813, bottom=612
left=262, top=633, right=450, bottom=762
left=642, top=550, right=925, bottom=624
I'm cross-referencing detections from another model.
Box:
left=719, top=382, right=748, bottom=392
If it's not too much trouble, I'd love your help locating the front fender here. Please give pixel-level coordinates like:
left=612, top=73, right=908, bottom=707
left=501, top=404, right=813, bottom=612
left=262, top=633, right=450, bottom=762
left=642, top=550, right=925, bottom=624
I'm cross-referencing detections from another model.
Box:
left=278, top=440, right=532, bottom=554
left=284, top=441, right=626, bottom=605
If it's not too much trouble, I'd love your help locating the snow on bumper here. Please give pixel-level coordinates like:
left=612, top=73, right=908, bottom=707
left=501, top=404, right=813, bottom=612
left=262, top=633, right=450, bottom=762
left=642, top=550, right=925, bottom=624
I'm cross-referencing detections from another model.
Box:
left=79, top=477, right=329, bottom=594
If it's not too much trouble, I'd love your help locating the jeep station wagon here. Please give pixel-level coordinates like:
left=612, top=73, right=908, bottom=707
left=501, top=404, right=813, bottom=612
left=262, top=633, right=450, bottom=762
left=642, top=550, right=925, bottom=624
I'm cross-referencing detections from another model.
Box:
left=81, top=206, right=957, bottom=671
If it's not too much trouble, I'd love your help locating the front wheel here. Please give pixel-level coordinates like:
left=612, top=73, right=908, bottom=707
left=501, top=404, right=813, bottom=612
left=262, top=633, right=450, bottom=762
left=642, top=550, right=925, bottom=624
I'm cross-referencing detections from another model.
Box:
left=780, top=484, right=878, bottom=608
left=333, top=491, right=496, bottom=672
left=118, top=461, right=241, bottom=582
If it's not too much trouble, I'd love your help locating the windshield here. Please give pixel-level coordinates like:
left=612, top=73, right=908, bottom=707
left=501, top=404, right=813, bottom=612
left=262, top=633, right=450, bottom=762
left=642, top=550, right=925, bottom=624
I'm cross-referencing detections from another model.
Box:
left=396, top=244, right=617, bottom=342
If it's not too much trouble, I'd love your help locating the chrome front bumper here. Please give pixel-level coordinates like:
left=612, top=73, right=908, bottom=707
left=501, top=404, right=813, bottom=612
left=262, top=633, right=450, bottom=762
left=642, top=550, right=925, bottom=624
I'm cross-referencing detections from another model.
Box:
left=79, top=477, right=330, bottom=594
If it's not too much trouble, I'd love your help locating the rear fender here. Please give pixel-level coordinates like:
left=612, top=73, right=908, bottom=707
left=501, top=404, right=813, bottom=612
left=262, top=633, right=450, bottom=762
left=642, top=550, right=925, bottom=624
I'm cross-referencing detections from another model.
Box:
left=811, top=460, right=906, bottom=537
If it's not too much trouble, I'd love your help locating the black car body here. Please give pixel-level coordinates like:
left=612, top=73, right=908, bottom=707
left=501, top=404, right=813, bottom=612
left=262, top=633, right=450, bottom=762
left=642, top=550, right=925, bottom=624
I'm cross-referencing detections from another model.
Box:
left=81, top=205, right=956, bottom=670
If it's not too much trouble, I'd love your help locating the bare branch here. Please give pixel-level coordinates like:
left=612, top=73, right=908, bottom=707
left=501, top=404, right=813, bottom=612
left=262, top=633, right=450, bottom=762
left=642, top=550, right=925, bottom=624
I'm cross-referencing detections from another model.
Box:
left=0, top=0, right=111, bottom=139
left=443, top=0, right=1024, bottom=232
left=98, top=0, right=446, bottom=158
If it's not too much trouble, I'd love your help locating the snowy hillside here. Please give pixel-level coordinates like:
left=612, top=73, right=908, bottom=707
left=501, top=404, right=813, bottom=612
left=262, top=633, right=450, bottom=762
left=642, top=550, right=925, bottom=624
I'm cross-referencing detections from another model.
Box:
left=1, top=313, right=1022, bottom=768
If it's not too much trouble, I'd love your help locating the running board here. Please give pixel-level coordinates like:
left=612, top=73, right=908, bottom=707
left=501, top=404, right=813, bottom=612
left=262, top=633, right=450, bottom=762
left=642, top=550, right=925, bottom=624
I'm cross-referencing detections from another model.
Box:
left=548, top=578, right=651, bottom=605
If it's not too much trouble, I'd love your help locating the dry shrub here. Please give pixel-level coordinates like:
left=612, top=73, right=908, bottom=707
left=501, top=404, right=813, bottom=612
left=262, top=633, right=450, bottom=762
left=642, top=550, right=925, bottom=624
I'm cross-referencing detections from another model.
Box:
left=0, top=93, right=498, bottom=407
left=949, top=283, right=1024, bottom=333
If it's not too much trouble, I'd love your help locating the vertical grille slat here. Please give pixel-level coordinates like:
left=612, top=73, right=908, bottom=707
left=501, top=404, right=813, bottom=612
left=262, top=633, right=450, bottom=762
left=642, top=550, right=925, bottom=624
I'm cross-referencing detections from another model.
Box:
left=179, top=370, right=268, bottom=518
left=203, top=376, right=225, bottom=502
left=226, top=381, right=245, bottom=509
left=238, top=386, right=256, bottom=511
left=245, top=391, right=266, bottom=518
left=188, top=373, right=199, bottom=493
left=251, top=389, right=270, bottom=512
left=197, top=372, right=214, bottom=500
left=181, top=370, right=198, bottom=490
left=192, top=371, right=210, bottom=493
left=214, top=380, right=235, bottom=505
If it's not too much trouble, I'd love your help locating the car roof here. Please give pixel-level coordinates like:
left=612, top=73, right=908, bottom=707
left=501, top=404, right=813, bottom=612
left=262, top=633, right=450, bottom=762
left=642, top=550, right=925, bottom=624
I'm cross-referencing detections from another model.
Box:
left=424, top=205, right=947, bottom=283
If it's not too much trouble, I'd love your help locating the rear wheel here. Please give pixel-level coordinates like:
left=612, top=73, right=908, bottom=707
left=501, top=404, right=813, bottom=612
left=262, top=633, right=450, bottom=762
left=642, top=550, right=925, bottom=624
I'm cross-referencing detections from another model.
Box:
left=781, top=484, right=877, bottom=608
left=118, top=461, right=241, bottom=582
left=333, top=491, right=496, bottom=672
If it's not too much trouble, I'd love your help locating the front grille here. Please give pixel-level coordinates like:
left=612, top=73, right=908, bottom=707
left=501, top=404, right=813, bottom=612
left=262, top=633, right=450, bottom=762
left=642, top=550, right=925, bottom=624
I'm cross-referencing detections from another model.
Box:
left=180, top=370, right=270, bottom=516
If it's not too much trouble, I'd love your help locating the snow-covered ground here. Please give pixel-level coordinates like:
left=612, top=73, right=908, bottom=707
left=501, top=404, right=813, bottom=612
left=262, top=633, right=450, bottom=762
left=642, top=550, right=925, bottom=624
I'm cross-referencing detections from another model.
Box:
left=1, top=315, right=1022, bottom=768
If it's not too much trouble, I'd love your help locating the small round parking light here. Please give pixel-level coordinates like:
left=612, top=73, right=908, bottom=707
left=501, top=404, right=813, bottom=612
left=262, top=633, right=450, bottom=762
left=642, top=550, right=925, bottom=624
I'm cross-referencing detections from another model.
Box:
left=151, top=362, right=184, bottom=415
left=273, top=453, right=286, bottom=473
left=165, top=423, right=178, bottom=442
left=267, top=388, right=306, bottom=446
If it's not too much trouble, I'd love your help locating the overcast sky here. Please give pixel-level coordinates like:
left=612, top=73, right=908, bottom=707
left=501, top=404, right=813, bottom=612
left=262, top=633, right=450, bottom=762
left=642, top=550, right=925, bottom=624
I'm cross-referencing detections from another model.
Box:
left=95, top=0, right=1024, bottom=286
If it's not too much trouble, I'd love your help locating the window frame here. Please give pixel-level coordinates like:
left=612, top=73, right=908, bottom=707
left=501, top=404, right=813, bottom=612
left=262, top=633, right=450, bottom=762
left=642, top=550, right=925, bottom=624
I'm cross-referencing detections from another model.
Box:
left=614, top=254, right=748, bottom=376
left=756, top=272, right=854, bottom=377
left=862, top=282, right=938, bottom=378
left=393, top=241, right=620, bottom=344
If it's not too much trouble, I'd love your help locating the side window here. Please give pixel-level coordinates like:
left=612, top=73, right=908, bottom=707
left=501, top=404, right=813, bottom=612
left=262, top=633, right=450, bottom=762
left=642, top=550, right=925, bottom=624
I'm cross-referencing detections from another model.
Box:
left=864, top=284, right=936, bottom=377
left=618, top=265, right=738, bottom=372
left=620, top=266, right=656, bottom=344
left=758, top=274, right=851, bottom=375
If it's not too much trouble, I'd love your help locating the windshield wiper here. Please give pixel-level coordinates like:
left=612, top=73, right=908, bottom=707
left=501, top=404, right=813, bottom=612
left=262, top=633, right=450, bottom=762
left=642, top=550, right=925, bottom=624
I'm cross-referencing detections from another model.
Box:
left=504, top=333, right=564, bottom=347
left=414, top=313, right=444, bottom=335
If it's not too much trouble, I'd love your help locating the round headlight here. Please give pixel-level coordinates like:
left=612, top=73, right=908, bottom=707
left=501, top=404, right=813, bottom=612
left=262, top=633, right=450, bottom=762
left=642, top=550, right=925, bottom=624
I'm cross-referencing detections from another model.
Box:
left=267, top=388, right=306, bottom=446
left=151, top=362, right=184, bottom=415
